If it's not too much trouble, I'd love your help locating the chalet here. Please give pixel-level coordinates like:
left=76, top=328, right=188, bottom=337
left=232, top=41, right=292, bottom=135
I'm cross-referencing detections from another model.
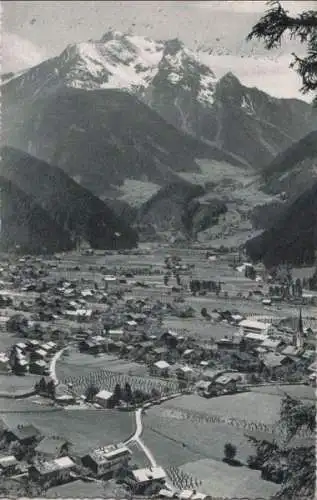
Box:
left=261, top=338, right=285, bottom=352
left=281, top=345, right=303, bottom=358
left=260, top=353, right=294, bottom=376
left=214, top=373, right=241, bottom=392
left=94, top=390, right=114, bottom=408
left=108, top=329, right=124, bottom=341
left=152, top=347, right=168, bottom=360
left=126, top=466, right=166, bottom=493
left=31, top=349, right=48, bottom=361
left=13, top=357, right=29, bottom=374
left=201, top=369, right=224, bottom=382
left=175, top=365, right=195, bottom=381
left=35, top=437, right=70, bottom=460
left=27, top=339, right=41, bottom=349
left=195, top=380, right=213, bottom=394
left=244, top=333, right=267, bottom=345
left=29, top=456, right=76, bottom=487
left=125, top=320, right=138, bottom=331
left=0, top=455, right=19, bottom=476
left=79, top=339, right=102, bottom=355
left=215, top=337, right=239, bottom=350
left=82, top=443, right=131, bottom=478
left=152, top=360, right=171, bottom=378
left=5, top=424, right=40, bottom=445
left=29, top=360, right=49, bottom=375
left=15, top=342, right=27, bottom=353
left=240, top=320, right=272, bottom=336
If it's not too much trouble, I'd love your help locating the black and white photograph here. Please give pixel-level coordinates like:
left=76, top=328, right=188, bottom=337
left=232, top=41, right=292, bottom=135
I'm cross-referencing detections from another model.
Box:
left=0, top=0, right=316, bottom=498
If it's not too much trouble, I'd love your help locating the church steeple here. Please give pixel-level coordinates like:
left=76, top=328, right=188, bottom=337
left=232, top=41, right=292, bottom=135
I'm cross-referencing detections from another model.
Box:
left=295, top=308, right=304, bottom=349
left=298, top=308, right=303, bottom=334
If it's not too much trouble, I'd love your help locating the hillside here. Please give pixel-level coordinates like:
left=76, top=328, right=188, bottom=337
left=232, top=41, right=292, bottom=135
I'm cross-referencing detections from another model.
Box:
left=0, top=176, right=74, bottom=254
left=136, top=179, right=227, bottom=240
left=2, top=30, right=316, bottom=175
left=262, top=130, right=317, bottom=199
left=246, top=181, right=317, bottom=267
left=0, top=147, right=138, bottom=250
left=2, top=86, right=237, bottom=198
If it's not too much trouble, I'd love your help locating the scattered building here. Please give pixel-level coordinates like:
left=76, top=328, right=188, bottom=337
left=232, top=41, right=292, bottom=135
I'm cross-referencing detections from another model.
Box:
left=29, top=456, right=76, bottom=487
left=240, top=319, right=273, bottom=336
left=82, top=443, right=131, bottom=478
left=94, top=390, right=114, bottom=408
left=126, top=466, right=166, bottom=493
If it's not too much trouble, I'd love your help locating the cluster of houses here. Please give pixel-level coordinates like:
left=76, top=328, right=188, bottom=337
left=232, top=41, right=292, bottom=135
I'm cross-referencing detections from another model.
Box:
left=0, top=420, right=210, bottom=497
left=0, top=340, right=58, bottom=376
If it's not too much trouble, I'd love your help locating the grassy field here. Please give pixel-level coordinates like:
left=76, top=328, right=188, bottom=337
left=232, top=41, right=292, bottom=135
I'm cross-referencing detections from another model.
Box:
left=162, top=393, right=282, bottom=425
left=143, top=408, right=255, bottom=467
left=0, top=374, right=41, bottom=395
left=180, top=458, right=280, bottom=498
left=47, top=478, right=127, bottom=498
left=0, top=408, right=134, bottom=455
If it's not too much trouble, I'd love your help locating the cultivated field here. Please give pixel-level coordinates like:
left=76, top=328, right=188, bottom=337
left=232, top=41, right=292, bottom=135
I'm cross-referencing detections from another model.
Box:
left=56, top=350, right=179, bottom=398
left=57, top=349, right=149, bottom=380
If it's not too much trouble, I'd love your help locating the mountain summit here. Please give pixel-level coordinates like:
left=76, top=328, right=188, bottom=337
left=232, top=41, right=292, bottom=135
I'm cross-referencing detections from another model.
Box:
left=2, top=30, right=317, bottom=173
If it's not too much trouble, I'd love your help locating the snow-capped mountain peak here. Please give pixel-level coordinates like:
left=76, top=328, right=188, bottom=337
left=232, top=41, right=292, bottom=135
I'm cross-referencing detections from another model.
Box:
left=27, top=31, right=217, bottom=106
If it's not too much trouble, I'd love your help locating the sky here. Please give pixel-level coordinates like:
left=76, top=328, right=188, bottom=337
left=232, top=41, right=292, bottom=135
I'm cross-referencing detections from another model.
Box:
left=2, top=1, right=316, bottom=100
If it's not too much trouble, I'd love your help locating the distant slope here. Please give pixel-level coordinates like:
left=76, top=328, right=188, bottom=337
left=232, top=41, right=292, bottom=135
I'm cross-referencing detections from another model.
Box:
left=246, top=181, right=317, bottom=267
left=262, top=130, right=317, bottom=199
left=2, top=86, right=240, bottom=198
left=0, top=176, right=74, bottom=254
left=144, top=70, right=317, bottom=168
left=0, top=147, right=138, bottom=250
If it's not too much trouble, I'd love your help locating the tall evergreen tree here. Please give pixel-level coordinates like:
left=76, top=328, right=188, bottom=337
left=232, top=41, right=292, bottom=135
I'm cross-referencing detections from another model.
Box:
left=247, top=1, right=317, bottom=104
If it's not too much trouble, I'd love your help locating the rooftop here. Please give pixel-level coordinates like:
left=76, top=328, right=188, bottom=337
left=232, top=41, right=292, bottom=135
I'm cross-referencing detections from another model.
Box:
left=132, top=466, right=166, bottom=483
left=88, top=443, right=131, bottom=464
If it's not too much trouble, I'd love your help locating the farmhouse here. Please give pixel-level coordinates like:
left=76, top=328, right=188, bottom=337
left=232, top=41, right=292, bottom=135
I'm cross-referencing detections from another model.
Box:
left=94, top=390, right=114, bottom=408
left=127, top=466, right=166, bottom=493
left=152, top=360, right=171, bottom=377
left=35, top=437, right=70, bottom=460
left=0, top=455, right=19, bottom=476
left=82, top=443, right=131, bottom=478
left=214, top=373, right=241, bottom=392
left=261, top=338, right=285, bottom=352
left=29, top=456, right=76, bottom=487
left=108, top=329, right=124, bottom=340
left=244, top=333, right=267, bottom=345
left=201, top=369, right=224, bottom=382
left=5, top=424, right=40, bottom=445
left=29, top=359, right=49, bottom=375
left=239, top=319, right=272, bottom=336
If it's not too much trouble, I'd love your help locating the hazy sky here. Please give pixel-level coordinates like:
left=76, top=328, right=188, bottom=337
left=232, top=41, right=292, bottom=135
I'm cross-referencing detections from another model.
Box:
left=2, top=1, right=316, bottom=100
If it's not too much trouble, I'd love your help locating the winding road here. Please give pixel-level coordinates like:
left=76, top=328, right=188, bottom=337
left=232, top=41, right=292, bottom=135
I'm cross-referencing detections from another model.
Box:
left=125, top=406, right=175, bottom=492
left=49, top=347, right=67, bottom=385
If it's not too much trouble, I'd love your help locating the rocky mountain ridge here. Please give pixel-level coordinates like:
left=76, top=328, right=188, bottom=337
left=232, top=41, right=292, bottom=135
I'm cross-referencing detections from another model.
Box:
left=2, top=30, right=316, bottom=171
